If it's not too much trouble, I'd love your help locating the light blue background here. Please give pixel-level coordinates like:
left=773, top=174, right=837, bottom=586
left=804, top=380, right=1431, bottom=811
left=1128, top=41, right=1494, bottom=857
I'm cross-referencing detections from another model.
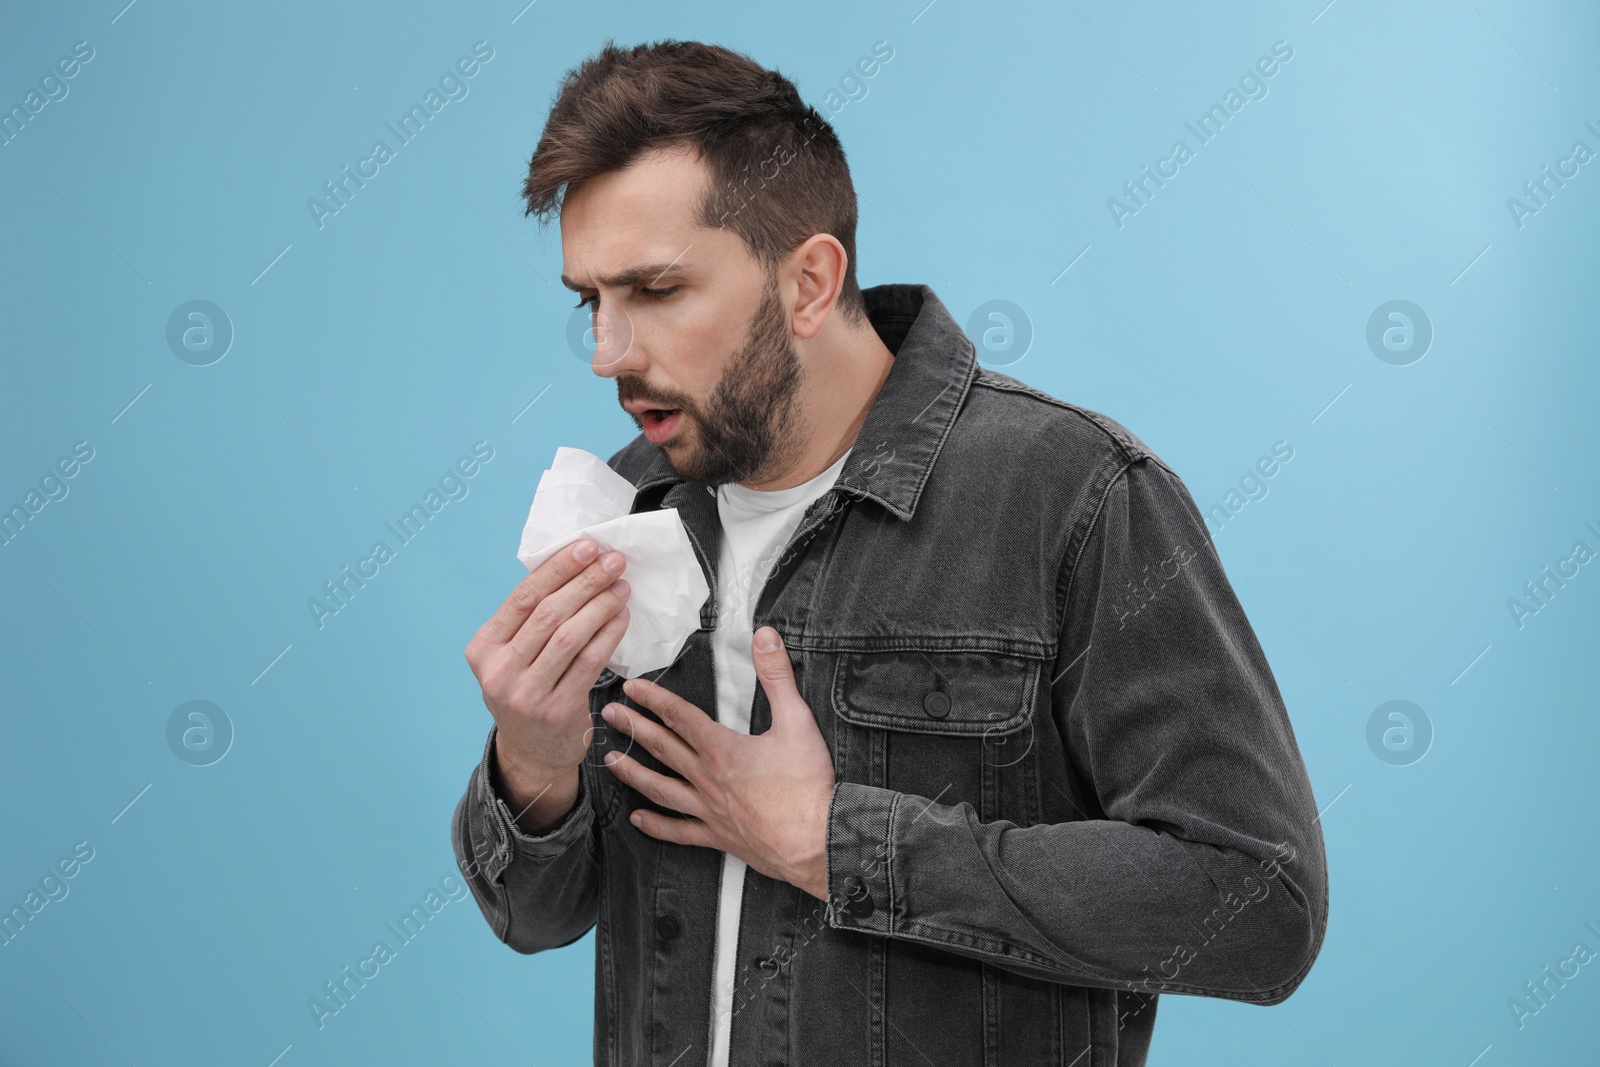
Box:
left=3, top=1, right=1597, bottom=1064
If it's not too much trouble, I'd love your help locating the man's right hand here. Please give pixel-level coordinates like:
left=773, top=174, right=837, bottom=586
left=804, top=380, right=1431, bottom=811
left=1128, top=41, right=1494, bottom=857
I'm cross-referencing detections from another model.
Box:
left=465, top=538, right=632, bottom=835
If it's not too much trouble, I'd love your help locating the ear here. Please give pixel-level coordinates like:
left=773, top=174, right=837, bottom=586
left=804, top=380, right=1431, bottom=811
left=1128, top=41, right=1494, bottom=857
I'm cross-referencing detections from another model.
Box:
left=787, top=234, right=849, bottom=340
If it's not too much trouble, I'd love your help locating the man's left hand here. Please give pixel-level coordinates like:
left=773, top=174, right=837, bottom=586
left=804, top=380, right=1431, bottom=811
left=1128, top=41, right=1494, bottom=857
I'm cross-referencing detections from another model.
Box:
left=599, top=625, right=835, bottom=901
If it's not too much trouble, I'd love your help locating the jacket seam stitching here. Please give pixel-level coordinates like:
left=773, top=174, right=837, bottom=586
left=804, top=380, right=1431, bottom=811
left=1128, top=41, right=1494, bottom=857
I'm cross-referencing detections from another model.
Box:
left=895, top=352, right=976, bottom=520
left=1056, top=457, right=1139, bottom=638
left=971, top=375, right=1148, bottom=464
left=882, top=917, right=1293, bottom=1003
left=885, top=789, right=902, bottom=936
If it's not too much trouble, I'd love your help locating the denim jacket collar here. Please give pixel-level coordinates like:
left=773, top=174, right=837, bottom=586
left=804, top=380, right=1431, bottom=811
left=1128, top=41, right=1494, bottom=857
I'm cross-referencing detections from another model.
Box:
left=629, top=283, right=978, bottom=522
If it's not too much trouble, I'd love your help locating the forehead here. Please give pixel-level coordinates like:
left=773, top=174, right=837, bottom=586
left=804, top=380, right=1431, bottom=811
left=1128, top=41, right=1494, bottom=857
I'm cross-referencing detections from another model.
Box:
left=559, top=146, right=740, bottom=286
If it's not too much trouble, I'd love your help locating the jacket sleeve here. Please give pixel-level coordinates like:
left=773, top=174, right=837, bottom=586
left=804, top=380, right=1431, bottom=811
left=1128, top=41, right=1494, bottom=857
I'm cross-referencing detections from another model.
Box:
left=821, top=453, right=1329, bottom=1005
left=452, top=722, right=602, bottom=954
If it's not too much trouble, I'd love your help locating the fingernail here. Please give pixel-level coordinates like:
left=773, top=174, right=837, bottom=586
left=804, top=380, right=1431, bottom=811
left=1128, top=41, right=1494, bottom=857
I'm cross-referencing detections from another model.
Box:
left=612, top=579, right=631, bottom=598
left=604, top=751, right=621, bottom=766
left=629, top=811, right=642, bottom=827
left=754, top=626, right=781, bottom=651
left=600, top=704, right=616, bottom=721
left=573, top=540, right=597, bottom=562
left=602, top=552, right=626, bottom=573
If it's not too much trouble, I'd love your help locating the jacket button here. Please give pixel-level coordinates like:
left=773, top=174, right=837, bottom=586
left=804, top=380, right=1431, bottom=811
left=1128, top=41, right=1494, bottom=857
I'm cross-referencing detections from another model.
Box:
left=655, top=914, right=680, bottom=942
left=841, top=875, right=875, bottom=918
left=922, top=690, right=951, bottom=719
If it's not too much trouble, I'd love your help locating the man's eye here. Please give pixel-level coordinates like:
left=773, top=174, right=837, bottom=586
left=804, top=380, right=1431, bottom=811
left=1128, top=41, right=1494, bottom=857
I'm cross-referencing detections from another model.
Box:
left=573, top=286, right=678, bottom=311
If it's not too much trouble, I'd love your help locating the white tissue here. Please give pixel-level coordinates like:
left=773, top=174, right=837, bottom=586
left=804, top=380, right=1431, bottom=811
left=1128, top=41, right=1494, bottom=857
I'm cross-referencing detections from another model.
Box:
left=515, top=446, right=709, bottom=678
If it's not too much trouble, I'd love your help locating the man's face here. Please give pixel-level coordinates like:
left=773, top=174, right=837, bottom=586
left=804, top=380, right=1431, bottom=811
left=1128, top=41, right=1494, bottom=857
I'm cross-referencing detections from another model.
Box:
left=560, top=146, right=807, bottom=487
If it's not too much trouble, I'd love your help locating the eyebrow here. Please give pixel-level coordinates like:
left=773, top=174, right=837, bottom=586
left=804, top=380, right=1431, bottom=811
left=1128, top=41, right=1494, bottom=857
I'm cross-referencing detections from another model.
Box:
left=559, top=262, right=690, bottom=292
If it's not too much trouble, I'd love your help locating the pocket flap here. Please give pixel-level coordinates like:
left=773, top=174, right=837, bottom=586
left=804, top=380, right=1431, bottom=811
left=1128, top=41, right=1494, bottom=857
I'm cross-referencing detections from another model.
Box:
left=830, top=649, right=1039, bottom=737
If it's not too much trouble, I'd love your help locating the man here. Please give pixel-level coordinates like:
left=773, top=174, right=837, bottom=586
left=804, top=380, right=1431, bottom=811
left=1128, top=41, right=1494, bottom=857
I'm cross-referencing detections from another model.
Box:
left=453, top=38, right=1328, bottom=1067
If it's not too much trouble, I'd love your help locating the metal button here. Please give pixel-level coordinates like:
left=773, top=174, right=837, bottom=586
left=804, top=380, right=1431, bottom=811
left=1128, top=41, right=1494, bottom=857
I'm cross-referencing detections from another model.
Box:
left=923, top=689, right=951, bottom=719
left=841, top=875, right=875, bottom=919
left=655, top=914, right=680, bottom=942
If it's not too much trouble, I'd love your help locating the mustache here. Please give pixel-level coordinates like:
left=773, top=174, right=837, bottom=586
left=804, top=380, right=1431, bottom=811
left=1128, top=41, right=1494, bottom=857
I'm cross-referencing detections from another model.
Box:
left=618, top=385, right=691, bottom=413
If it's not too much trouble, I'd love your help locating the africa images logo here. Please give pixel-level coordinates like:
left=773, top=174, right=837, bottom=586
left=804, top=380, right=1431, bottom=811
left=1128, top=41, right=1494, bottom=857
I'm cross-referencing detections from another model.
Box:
left=306, top=42, right=495, bottom=230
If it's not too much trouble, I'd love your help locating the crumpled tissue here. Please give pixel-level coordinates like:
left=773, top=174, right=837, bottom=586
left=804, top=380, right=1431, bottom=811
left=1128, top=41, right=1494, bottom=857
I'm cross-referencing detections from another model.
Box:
left=516, top=446, right=709, bottom=678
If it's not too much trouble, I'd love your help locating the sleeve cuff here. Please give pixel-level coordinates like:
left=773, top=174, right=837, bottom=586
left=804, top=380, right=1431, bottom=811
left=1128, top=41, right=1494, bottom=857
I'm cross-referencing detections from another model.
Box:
left=824, top=780, right=900, bottom=934
left=470, top=724, right=594, bottom=868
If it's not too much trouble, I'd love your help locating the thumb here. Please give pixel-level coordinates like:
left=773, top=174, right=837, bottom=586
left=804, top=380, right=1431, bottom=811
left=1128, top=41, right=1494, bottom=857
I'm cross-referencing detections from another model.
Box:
left=752, top=626, right=808, bottom=730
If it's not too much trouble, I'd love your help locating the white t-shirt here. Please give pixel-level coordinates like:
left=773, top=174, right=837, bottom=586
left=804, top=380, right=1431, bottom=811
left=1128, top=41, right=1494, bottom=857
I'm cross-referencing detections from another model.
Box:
left=707, top=447, right=850, bottom=1067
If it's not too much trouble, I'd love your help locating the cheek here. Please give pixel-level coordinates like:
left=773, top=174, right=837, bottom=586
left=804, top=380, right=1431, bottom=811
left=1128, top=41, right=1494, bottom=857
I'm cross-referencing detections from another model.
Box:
left=668, top=342, right=730, bottom=409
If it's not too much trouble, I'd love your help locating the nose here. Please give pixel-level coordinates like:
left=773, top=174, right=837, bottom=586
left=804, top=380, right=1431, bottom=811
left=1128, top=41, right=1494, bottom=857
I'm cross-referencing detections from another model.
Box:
left=588, top=305, right=643, bottom=378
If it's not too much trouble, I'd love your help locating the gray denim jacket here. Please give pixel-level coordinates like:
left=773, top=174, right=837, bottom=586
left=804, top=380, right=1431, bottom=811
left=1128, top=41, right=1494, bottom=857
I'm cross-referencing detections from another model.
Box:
left=452, top=283, right=1329, bottom=1066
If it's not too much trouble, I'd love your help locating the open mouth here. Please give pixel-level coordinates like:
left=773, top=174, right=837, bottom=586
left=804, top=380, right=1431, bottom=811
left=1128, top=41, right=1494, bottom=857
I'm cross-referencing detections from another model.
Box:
left=639, top=407, right=684, bottom=443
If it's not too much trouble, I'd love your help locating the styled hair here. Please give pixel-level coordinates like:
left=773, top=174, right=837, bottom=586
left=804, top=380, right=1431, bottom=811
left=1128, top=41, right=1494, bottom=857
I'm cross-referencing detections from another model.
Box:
left=523, top=39, right=867, bottom=325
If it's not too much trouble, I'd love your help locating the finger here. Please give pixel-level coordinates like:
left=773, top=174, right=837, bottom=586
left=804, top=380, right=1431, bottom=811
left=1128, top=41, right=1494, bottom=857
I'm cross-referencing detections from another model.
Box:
left=621, top=676, right=716, bottom=754
left=628, top=808, right=719, bottom=850
left=532, top=602, right=631, bottom=711
left=508, top=548, right=628, bottom=666
left=603, top=751, right=703, bottom=819
left=603, top=702, right=698, bottom=781
left=518, top=574, right=631, bottom=696
left=751, top=626, right=812, bottom=735
left=476, top=539, right=603, bottom=651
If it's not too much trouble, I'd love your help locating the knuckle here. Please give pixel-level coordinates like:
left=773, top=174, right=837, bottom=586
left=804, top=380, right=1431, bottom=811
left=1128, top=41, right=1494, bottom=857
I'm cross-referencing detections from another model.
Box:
left=479, top=666, right=511, bottom=703
left=548, top=626, right=580, bottom=656
left=528, top=600, right=563, bottom=633
left=542, top=550, right=579, bottom=580
left=510, top=580, right=542, bottom=613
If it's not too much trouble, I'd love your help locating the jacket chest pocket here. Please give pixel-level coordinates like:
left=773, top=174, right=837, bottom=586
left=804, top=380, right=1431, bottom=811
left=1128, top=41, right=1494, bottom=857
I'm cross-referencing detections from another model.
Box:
left=827, top=647, right=1044, bottom=824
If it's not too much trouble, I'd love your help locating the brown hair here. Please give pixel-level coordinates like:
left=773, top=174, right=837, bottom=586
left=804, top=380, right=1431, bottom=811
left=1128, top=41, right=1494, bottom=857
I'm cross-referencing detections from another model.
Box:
left=523, top=39, right=868, bottom=326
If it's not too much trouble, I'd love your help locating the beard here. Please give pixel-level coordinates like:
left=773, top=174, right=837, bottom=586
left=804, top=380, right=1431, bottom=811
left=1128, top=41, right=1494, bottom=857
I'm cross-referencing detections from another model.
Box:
left=620, top=274, right=807, bottom=488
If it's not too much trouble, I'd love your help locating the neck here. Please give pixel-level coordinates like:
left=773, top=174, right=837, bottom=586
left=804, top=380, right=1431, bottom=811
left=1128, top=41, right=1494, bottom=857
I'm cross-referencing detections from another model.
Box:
left=738, top=315, right=895, bottom=491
